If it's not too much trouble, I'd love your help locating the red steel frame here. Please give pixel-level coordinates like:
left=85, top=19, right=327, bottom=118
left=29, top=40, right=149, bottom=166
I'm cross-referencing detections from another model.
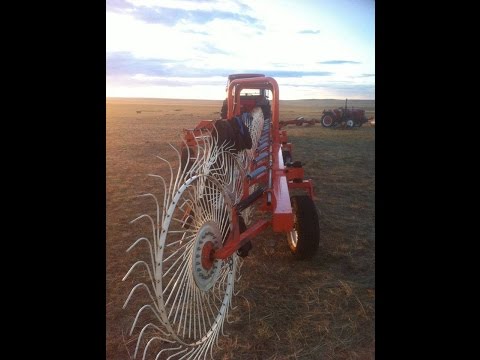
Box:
left=182, top=76, right=315, bottom=262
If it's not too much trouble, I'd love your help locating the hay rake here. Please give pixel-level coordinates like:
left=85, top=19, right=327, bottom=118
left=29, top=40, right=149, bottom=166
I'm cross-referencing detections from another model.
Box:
left=123, top=76, right=320, bottom=359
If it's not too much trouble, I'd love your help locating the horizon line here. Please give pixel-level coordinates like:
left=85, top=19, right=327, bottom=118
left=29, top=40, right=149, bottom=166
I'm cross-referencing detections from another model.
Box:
left=106, top=96, right=376, bottom=101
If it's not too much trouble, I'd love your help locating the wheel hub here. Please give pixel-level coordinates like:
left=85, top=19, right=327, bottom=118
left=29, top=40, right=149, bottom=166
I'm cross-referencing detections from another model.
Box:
left=323, top=115, right=333, bottom=126
left=287, top=212, right=299, bottom=248
left=192, top=221, right=222, bottom=291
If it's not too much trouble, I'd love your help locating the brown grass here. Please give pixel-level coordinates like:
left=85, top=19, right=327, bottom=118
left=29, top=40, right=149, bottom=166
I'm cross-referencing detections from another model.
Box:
left=106, top=98, right=375, bottom=359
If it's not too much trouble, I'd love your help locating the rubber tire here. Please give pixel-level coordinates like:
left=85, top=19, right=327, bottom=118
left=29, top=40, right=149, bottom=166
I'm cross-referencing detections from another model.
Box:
left=321, top=113, right=335, bottom=127
left=288, top=195, right=320, bottom=259
left=220, top=99, right=228, bottom=119
left=282, top=150, right=292, bottom=165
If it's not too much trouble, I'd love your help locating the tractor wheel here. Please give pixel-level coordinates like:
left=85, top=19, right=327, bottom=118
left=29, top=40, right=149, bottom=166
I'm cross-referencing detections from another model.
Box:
left=321, top=113, right=334, bottom=127
left=282, top=150, right=292, bottom=165
left=346, top=119, right=354, bottom=128
left=220, top=99, right=228, bottom=119
left=287, top=195, right=320, bottom=259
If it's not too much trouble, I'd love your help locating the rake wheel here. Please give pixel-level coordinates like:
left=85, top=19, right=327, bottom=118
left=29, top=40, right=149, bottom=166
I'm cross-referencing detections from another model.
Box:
left=123, top=133, right=249, bottom=359
left=124, top=106, right=267, bottom=359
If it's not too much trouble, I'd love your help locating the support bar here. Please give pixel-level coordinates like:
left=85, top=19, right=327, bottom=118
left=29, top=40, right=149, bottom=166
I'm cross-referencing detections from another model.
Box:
left=236, top=186, right=265, bottom=212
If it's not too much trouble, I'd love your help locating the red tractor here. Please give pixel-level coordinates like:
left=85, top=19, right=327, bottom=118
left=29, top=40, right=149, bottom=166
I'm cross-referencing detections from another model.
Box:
left=320, top=99, right=369, bottom=129
left=220, top=73, right=271, bottom=119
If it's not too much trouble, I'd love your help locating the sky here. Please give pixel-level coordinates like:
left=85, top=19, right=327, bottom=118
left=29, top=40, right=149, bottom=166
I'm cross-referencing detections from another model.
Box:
left=106, top=0, right=375, bottom=100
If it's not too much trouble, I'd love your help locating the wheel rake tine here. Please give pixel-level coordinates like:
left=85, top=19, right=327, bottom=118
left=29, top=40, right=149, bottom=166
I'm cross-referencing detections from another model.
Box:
left=146, top=174, right=168, bottom=222
left=177, top=346, right=200, bottom=360
left=122, top=260, right=156, bottom=291
left=168, top=143, right=186, bottom=199
left=178, top=138, right=194, bottom=180
left=129, top=304, right=163, bottom=336
left=156, top=155, right=174, bottom=207
left=165, top=347, right=189, bottom=360
left=136, top=193, right=161, bottom=247
left=123, top=283, right=159, bottom=312
left=145, top=340, right=179, bottom=360
left=134, top=323, right=172, bottom=359
left=127, top=237, right=156, bottom=276
left=152, top=345, right=183, bottom=360
left=130, top=214, right=157, bottom=253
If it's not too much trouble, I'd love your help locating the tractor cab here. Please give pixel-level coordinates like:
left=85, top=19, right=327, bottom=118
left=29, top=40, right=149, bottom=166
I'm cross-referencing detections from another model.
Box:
left=220, top=74, right=271, bottom=119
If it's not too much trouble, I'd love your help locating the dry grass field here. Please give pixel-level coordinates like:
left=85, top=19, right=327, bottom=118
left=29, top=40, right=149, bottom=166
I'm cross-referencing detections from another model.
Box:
left=106, top=98, right=375, bottom=359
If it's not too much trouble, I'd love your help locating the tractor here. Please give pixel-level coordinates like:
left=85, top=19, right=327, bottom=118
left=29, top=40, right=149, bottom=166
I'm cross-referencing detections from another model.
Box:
left=320, top=99, right=369, bottom=129
left=220, top=73, right=271, bottom=119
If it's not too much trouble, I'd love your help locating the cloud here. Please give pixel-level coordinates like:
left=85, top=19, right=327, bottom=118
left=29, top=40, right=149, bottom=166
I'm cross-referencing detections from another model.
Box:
left=298, top=29, right=321, bottom=34
left=236, top=1, right=253, bottom=13
left=183, top=29, right=209, bottom=35
left=266, top=70, right=333, bottom=77
left=280, top=81, right=375, bottom=96
left=106, top=52, right=181, bottom=77
left=106, top=0, right=132, bottom=12
left=318, top=60, right=362, bottom=64
left=194, top=43, right=230, bottom=55
left=107, top=52, right=334, bottom=78
left=357, top=73, right=375, bottom=77
left=128, top=74, right=226, bottom=87
left=106, top=1, right=260, bottom=27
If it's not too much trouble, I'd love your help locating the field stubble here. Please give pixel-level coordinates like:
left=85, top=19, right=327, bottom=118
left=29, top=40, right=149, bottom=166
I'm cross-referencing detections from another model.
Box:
left=107, top=98, right=375, bottom=359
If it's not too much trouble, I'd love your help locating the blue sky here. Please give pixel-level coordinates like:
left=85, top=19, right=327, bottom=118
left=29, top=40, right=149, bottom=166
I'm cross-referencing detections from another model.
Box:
left=106, top=0, right=375, bottom=100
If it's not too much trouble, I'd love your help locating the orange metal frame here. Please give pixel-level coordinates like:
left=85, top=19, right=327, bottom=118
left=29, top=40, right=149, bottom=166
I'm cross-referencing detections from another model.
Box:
left=182, top=76, right=315, bottom=260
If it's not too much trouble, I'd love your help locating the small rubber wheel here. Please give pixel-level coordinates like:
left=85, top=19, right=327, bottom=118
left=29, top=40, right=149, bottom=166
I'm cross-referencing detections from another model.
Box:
left=287, top=195, right=320, bottom=259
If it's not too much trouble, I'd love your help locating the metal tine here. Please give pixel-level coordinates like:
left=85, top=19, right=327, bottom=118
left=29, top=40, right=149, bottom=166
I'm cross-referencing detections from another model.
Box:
left=146, top=174, right=168, bottom=224
left=123, top=283, right=159, bottom=312
left=127, top=237, right=155, bottom=275
left=134, top=323, right=172, bottom=359
left=122, top=260, right=155, bottom=290
left=146, top=341, right=180, bottom=360
left=166, top=347, right=189, bottom=360
left=168, top=142, right=188, bottom=200
left=178, top=346, right=200, bottom=360
left=130, top=214, right=156, bottom=254
left=129, top=304, right=163, bottom=336
left=156, top=155, right=174, bottom=209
